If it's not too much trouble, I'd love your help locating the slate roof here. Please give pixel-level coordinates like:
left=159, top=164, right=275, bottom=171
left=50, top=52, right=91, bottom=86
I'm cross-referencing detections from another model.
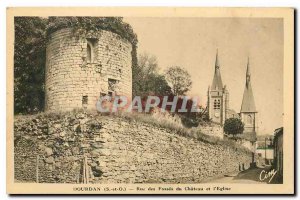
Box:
left=240, top=58, right=257, bottom=113
left=211, top=50, right=223, bottom=90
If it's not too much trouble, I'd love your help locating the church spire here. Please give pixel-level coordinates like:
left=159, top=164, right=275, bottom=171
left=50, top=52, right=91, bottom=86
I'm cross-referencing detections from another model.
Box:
left=211, top=49, right=223, bottom=90
left=246, top=57, right=251, bottom=88
left=240, top=57, right=256, bottom=112
left=215, top=48, right=220, bottom=68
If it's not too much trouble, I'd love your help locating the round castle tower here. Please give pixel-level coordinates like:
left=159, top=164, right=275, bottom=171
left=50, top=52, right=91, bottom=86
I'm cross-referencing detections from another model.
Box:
left=45, top=26, right=133, bottom=111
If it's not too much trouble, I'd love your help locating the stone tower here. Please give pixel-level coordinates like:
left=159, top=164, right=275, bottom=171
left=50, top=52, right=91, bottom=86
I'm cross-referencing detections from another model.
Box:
left=45, top=26, right=133, bottom=111
left=207, top=50, right=229, bottom=125
left=240, top=58, right=257, bottom=142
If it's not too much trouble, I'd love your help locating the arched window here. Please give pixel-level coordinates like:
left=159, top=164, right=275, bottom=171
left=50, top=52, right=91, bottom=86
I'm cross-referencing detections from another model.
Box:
left=87, top=43, right=92, bottom=63
left=247, top=115, right=252, bottom=124
left=86, top=38, right=98, bottom=64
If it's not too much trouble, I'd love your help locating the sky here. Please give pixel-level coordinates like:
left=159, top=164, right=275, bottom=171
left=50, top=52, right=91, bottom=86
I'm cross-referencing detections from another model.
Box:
left=124, top=17, right=283, bottom=135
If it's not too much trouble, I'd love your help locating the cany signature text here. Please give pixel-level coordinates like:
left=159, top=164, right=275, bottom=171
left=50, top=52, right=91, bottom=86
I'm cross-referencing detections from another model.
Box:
left=259, top=169, right=277, bottom=183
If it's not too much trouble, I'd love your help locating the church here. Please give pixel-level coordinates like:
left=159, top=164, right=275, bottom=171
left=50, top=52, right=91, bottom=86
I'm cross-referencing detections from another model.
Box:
left=207, top=50, right=257, bottom=144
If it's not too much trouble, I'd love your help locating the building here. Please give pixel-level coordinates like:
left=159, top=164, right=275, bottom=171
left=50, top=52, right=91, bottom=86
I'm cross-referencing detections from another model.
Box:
left=45, top=20, right=133, bottom=112
left=207, top=50, right=230, bottom=125
left=207, top=54, right=258, bottom=154
left=273, top=127, right=283, bottom=178
left=256, top=138, right=274, bottom=165
left=239, top=58, right=257, bottom=149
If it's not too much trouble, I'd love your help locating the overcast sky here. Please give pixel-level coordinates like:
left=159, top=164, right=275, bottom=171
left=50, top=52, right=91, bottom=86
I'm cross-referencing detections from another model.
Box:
left=124, top=17, right=283, bottom=135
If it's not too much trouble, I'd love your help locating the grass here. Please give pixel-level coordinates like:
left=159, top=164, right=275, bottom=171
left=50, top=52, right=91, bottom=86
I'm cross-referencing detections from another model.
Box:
left=114, top=111, right=251, bottom=153
left=14, top=109, right=251, bottom=153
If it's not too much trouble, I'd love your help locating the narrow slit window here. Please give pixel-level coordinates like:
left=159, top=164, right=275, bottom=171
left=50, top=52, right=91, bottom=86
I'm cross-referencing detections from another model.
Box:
left=87, top=44, right=92, bottom=63
left=247, top=115, right=252, bottom=124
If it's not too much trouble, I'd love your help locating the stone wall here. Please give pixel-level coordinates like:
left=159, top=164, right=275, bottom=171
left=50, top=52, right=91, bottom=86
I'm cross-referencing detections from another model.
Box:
left=14, top=137, right=38, bottom=182
left=14, top=112, right=252, bottom=183
left=198, top=123, right=224, bottom=139
left=45, top=28, right=132, bottom=112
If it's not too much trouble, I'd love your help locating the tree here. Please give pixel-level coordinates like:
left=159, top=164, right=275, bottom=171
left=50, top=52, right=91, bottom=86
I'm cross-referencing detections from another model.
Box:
left=14, top=17, right=48, bottom=114
left=132, top=53, right=172, bottom=97
left=165, top=66, right=192, bottom=96
left=223, top=118, right=244, bottom=137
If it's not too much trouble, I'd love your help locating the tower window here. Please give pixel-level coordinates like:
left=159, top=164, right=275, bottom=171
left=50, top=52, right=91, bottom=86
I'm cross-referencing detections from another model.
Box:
left=108, top=78, right=118, bottom=91
left=82, top=96, right=88, bottom=105
left=213, top=99, right=221, bottom=110
left=107, top=78, right=119, bottom=98
left=108, top=91, right=113, bottom=97
left=247, top=115, right=252, bottom=124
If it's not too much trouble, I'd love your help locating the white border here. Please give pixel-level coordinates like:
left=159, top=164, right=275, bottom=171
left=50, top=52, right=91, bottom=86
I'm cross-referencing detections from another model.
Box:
left=1, top=0, right=299, bottom=199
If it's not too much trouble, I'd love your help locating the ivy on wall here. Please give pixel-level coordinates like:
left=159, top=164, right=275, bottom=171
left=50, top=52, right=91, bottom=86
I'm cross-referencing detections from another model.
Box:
left=46, top=17, right=138, bottom=46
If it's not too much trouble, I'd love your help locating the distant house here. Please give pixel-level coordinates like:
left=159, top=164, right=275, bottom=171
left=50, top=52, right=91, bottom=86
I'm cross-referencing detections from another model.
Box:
left=256, top=147, right=274, bottom=165
left=256, top=136, right=274, bottom=165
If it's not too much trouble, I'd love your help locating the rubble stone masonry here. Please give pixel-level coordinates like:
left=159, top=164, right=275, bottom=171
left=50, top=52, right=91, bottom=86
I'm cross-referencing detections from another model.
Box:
left=14, top=112, right=252, bottom=183
left=45, top=28, right=132, bottom=112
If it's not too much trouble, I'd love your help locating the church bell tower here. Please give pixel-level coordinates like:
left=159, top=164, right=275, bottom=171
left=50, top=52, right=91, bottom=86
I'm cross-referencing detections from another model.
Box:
left=207, top=50, right=229, bottom=125
left=240, top=58, right=257, bottom=142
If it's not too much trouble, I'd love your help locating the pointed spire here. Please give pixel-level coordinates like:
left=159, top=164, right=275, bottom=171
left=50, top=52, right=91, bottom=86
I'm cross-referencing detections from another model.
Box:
left=241, top=57, right=256, bottom=112
left=211, top=49, right=223, bottom=90
left=246, top=56, right=251, bottom=88
left=215, top=48, right=220, bottom=68
left=246, top=56, right=250, bottom=75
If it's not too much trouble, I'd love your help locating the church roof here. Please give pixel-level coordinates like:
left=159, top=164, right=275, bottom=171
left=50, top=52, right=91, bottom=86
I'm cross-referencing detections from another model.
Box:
left=211, top=50, right=223, bottom=90
left=240, top=58, right=257, bottom=113
left=240, top=131, right=257, bottom=142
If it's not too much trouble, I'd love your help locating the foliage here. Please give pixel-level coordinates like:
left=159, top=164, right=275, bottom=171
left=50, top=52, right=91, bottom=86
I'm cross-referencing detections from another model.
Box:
left=46, top=17, right=137, bottom=46
left=165, top=66, right=192, bottom=96
left=223, top=118, right=244, bottom=137
left=132, top=53, right=172, bottom=97
left=14, top=17, right=48, bottom=114
left=180, top=114, right=199, bottom=128
left=180, top=107, right=208, bottom=128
